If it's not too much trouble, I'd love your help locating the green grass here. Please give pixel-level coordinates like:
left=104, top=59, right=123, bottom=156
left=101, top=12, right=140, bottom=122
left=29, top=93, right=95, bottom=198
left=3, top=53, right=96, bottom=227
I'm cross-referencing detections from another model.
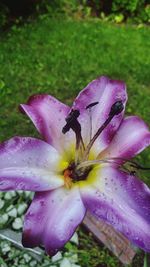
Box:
left=0, top=15, right=150, bottom=267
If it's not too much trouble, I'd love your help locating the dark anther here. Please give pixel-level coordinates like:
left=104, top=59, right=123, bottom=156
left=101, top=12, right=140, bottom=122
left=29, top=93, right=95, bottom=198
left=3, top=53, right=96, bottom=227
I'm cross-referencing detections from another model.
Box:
left=62, top=124, right=70, bottom=134
left=109, top=100, right=124, bottom=117
left=62, top=109, right=85, bottom=153
left=86, top=102, right=99, bottom=109
left=66, top=109, right=80, bottom=122
left=62, top=109, right=80, bottom=134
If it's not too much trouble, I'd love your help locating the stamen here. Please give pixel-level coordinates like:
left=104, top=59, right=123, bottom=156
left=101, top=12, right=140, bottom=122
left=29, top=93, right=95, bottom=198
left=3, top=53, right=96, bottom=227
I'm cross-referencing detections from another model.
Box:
left=62, top=109, right=80, bottom=134
left=86, top=102, right=99, bottom=141
left=76, top=157, right=150, bottom=177
left=62, top=109, right=85, bottom=164
left=86, top=102, right=99, bottom=109
left=76, top=159, right=112, bottom=171
left=76, top=158, right=124, bottom=171
left=108, top=157, right=150, bottom=170
left=83, top=100, right=124, bottom=160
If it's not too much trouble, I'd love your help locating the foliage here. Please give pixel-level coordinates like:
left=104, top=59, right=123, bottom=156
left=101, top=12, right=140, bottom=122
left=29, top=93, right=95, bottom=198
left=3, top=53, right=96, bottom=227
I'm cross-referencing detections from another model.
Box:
left=0, top=0, right=150, bottom=29
left=111, top=0, right=150, bottom=22
left=112, top=0, right=144, bottom=13
left=0, top=3, right=9, bottom=27
left=37, top=0, right=150, bottom=23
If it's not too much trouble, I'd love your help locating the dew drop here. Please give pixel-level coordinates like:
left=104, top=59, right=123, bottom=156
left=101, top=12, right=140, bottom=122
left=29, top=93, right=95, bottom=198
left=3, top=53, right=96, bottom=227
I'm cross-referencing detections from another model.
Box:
left=34, top=183, right=40, bottom=189
left=106, top=210, right=118, bottom=225
left=28, top=211, right=33, bottom=217
left=40, top=200, right=45, bottom=207
left=18, top=182, right=26, bottom=190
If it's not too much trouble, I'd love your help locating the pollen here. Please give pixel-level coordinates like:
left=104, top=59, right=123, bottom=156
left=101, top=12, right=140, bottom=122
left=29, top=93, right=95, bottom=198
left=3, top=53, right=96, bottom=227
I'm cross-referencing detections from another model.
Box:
left=63, top=169, right=72, bottom=189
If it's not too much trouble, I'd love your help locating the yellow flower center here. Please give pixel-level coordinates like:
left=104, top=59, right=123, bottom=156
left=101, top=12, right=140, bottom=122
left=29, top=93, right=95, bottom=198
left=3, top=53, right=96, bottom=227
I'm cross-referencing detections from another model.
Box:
left=58, top=144, right=99, bottom=189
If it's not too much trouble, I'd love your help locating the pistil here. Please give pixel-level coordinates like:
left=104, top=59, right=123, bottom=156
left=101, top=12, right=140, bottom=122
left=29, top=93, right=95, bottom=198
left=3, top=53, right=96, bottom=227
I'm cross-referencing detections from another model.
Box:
left=83, top=100, right=124, bottom=160
left=86, top=101, right=99, bottom=141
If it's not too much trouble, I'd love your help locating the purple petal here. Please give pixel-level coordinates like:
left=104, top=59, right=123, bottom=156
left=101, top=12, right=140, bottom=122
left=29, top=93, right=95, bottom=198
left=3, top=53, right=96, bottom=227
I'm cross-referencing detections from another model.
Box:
left=80, top=167, right=150, bottom=252
left=72, top=76, right=127, bottom=154
left=23, top=187, right=86, bottom=255
left=0, top=137, right=64, bottom=191
left=100, top=116, right=150, bottom=161
left=20, top=95, right=74, bottom=152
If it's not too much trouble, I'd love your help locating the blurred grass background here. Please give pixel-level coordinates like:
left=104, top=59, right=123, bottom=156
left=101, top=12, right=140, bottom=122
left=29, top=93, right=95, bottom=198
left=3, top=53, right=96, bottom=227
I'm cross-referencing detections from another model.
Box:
left=0, top=11, right=150, bottom=267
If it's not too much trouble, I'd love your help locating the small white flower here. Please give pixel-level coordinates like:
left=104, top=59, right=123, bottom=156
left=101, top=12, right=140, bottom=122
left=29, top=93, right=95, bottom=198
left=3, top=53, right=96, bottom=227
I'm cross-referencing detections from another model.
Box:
left=8, top=207, right=17, bottom=217
left=1, top=243, right=11, bottom=253
left=12, top=217, right=23, bottom=229
left=0, top=199, right=4, bottom=209
left=0, top=214, right=8, bottom=224
left=64, top=252, right=78, bottom=264
left=4, top=191, right=16, bottom=200
left=23, top=253, right=31, bottom=263
left=29, top=260, right=37, bottom=267
left=6, top=204, right=14, bottom=212
left=70, top=232, right=79, bottom=245
left=24, top=191, right=34, bottom=198
left=60, top=258, right=72, bottom=267
left=17, top=203, right=27, bottom=215
left=52, top=251, right=62, bottom=262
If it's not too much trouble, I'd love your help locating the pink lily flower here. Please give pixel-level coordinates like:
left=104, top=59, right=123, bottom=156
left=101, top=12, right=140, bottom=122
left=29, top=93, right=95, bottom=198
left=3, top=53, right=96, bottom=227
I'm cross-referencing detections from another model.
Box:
left=0, top=76, right=150, bottom=256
